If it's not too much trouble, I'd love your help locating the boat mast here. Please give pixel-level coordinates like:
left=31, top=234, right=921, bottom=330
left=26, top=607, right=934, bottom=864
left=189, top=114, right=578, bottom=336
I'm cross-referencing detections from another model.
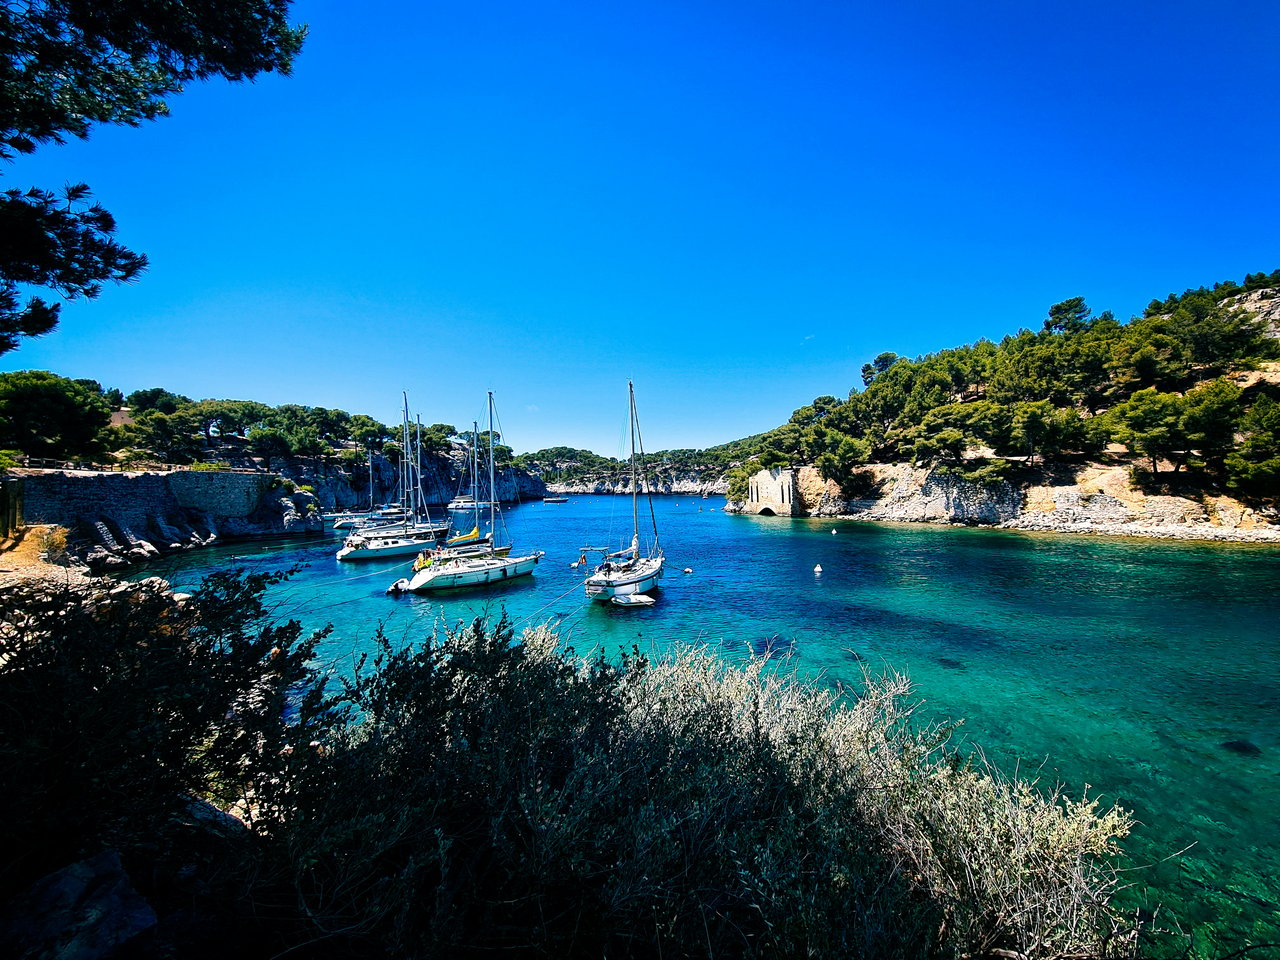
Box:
left=629, top=381, right=639, bottom=548
left=630, top=383, right=661, bottom=555
left=401, top=393, right=411, bottom=529
left=487, top=393, right=496, bottom=554
left=472, top=420, right=479, bottom=509
left=367, top=442, right=374, bottom=511
left=415, top=414, right=424, bottom=523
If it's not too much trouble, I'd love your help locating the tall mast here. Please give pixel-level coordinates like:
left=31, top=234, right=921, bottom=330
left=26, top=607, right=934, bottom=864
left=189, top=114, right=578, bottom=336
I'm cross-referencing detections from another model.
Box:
left=415, top=414, right=423, bottom=522
left=629, top=381, right=639, bottom=544
left=401, top=393, right=410, bottom=527
left=367, top=441, right=374, bottom=511
left=487, top=392, right=496, bottom=552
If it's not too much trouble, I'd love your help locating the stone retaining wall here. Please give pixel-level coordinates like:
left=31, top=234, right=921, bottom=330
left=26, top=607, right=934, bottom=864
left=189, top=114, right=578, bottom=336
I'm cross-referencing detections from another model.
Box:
left=168, top=471, right=273, bottom=517
left=18, top=470, right=322, bottom=569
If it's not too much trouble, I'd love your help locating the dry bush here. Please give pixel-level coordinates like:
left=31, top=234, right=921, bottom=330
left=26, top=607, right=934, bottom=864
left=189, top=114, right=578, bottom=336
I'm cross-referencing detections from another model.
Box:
left=285, top=621, right=1137, bottom=959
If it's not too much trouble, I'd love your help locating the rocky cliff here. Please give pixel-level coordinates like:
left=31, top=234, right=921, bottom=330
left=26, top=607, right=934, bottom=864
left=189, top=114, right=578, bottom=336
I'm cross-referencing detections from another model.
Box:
left=729, top=463, right=1280, bottom=543
left=18, top=470, right=324, bottom=570
left=546, top=474, right=728, bottom=497
left=279, top=450, right=546, bottom=509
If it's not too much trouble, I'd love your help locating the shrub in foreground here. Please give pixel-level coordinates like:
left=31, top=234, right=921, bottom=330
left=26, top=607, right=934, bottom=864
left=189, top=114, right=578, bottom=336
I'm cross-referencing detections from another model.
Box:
left=291, top=618, right=1138, bottom=958
left=0, top=573, right=1139, bottom=958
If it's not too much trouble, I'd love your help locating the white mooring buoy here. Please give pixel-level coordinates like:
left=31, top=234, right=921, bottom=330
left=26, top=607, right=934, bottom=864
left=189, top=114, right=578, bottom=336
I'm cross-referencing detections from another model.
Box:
left=814, top=564, right=823, bottom=574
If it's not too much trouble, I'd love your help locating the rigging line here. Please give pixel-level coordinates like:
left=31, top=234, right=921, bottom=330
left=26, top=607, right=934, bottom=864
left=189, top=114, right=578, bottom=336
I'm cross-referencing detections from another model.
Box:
left=513, top=576, right=591, bottom=629
left=334, top=563, right=415, bottom=584
left=631, top=387, right=661, bottom=548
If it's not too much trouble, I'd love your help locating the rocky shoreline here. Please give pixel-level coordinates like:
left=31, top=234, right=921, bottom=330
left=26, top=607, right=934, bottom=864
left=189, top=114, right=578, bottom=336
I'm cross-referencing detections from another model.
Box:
left=13, top=469, right=325, bottom=572
left=730, top=462, right=1280, bottom=545
left=545, top=477, right=728, bottom=497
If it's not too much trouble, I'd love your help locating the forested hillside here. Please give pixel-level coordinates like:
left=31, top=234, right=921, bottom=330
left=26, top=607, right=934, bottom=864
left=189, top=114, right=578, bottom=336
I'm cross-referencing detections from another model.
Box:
left=0, top=379, right=472, bottom=471
left=723, top=271, right=1280, bottom=502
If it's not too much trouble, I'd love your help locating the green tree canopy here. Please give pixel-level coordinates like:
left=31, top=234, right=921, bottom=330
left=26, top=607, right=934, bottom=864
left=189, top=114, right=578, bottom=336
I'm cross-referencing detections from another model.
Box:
left=1226, top=394, right=1280, bottom=497
left=0, top=368, right=111, bottom=458
left=247, top=426, right=291, bottom=471
left=126, top=386, right=192, bottom=414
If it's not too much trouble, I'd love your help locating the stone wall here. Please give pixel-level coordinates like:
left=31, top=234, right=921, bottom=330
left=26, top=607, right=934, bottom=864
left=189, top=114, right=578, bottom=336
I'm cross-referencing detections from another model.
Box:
left=745, top=468, right=799, bottom=516
left=19, top=470, right=323, bottom=569
left=168, top=471, right=272, bottom=517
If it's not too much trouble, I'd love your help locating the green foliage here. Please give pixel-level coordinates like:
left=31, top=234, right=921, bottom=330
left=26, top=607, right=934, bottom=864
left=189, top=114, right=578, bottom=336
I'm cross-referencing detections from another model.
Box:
left=295, top=618, right=1135, bottom=958
left=0, top=574, right=1141, bottom=957
left=346, top=413, right=390, bottom=446
left=0, top=0, right=306, bottom=354
left=1144, top=270, right=1280, bottom=317
left=816, top=435, right=872, bottom=490
left=726, top=463, right=753, bottom=501
left=247, top=426, right=292, bottom=470
left=187, top=398, right=271, bottom=438
left=1107, top=389, right=1189, bottom=475
left=1181, top=378, right=1242, bottom=470
left=935, top=458, right=1017, bottom=486
left=515, top=445, right=621, bottom=482
left=861, top=351, right=900, bottom=387
left=0, top=448, right=22, bottom=469
left=1226, top=394, right=1280, bottom=497
left=0, top=368, right=111, bottom=458
left=0, top=570, right=330, bottom=903
left=126, top=386, right=192, bottom=414
left=0, top=184, right=146, bottom=354
left=736, top=269, right=1278, bottom=500
left=129, top=408, right=204, bottom=462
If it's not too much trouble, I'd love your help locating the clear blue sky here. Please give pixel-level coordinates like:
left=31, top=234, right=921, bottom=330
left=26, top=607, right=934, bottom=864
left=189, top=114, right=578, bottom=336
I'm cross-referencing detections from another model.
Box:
left=4, top=0, right=1278, bottom=455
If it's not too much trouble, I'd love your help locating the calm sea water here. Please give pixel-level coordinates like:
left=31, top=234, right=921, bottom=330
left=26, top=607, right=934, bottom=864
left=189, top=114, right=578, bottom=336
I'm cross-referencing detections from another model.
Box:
left=138, top=496, right=1280, bottom=954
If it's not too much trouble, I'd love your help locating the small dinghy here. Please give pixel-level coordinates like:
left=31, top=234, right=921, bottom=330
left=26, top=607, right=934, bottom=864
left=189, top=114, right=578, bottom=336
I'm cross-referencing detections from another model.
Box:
left=611, top=593, right=656, bottom=608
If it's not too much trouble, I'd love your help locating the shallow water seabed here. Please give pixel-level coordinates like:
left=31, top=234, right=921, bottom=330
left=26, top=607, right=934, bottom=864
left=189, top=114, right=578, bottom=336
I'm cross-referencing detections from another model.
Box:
left=136, top=497, right=1280, bottom=953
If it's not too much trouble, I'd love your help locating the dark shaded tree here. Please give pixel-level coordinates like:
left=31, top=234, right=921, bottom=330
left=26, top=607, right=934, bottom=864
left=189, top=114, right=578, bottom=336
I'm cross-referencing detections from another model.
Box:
left=1226, top=394, right=1280, bottom=497
left=860, top=351, right=900, bottom=387
left=0, top=368, right=110, bottom=457
left=248, top=425, right=291, bottom=470
left=126, top=386, right=191, bottom=414
left=0, top=0, right=306, bottom=353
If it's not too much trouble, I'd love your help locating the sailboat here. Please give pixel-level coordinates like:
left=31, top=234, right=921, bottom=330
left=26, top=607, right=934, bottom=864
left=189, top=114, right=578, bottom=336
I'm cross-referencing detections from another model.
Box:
left=582, top=382, right=664, bottom=603
left=408, top=420, right=509, bottom=567
left=391, top=392, right=543, bottom=591
left=331, top=443, right=383, bottom=529
left=337, top=397, right=450, bottom=561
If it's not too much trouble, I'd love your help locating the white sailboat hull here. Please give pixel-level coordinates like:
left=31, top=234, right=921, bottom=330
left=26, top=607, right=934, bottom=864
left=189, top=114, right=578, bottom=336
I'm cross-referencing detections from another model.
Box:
left=405, top=551, right=544, bottom=591
left=337, top=531, right=442, bottom=562
left=585, top=555, right=664, bottom=600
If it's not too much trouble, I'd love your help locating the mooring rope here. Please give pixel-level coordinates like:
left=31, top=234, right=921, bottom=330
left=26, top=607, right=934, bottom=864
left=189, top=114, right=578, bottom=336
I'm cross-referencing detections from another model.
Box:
left=513, top=574, right=589, bottom=629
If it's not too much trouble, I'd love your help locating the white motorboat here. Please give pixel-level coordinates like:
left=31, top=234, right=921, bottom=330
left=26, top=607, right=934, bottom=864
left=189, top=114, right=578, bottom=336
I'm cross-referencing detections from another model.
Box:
left=583, top=382, right=665, bottom=602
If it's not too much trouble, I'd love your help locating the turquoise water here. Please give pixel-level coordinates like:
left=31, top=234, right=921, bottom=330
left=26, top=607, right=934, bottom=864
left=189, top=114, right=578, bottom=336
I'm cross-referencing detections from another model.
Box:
left=140, top=496, right=1280, bottom=954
